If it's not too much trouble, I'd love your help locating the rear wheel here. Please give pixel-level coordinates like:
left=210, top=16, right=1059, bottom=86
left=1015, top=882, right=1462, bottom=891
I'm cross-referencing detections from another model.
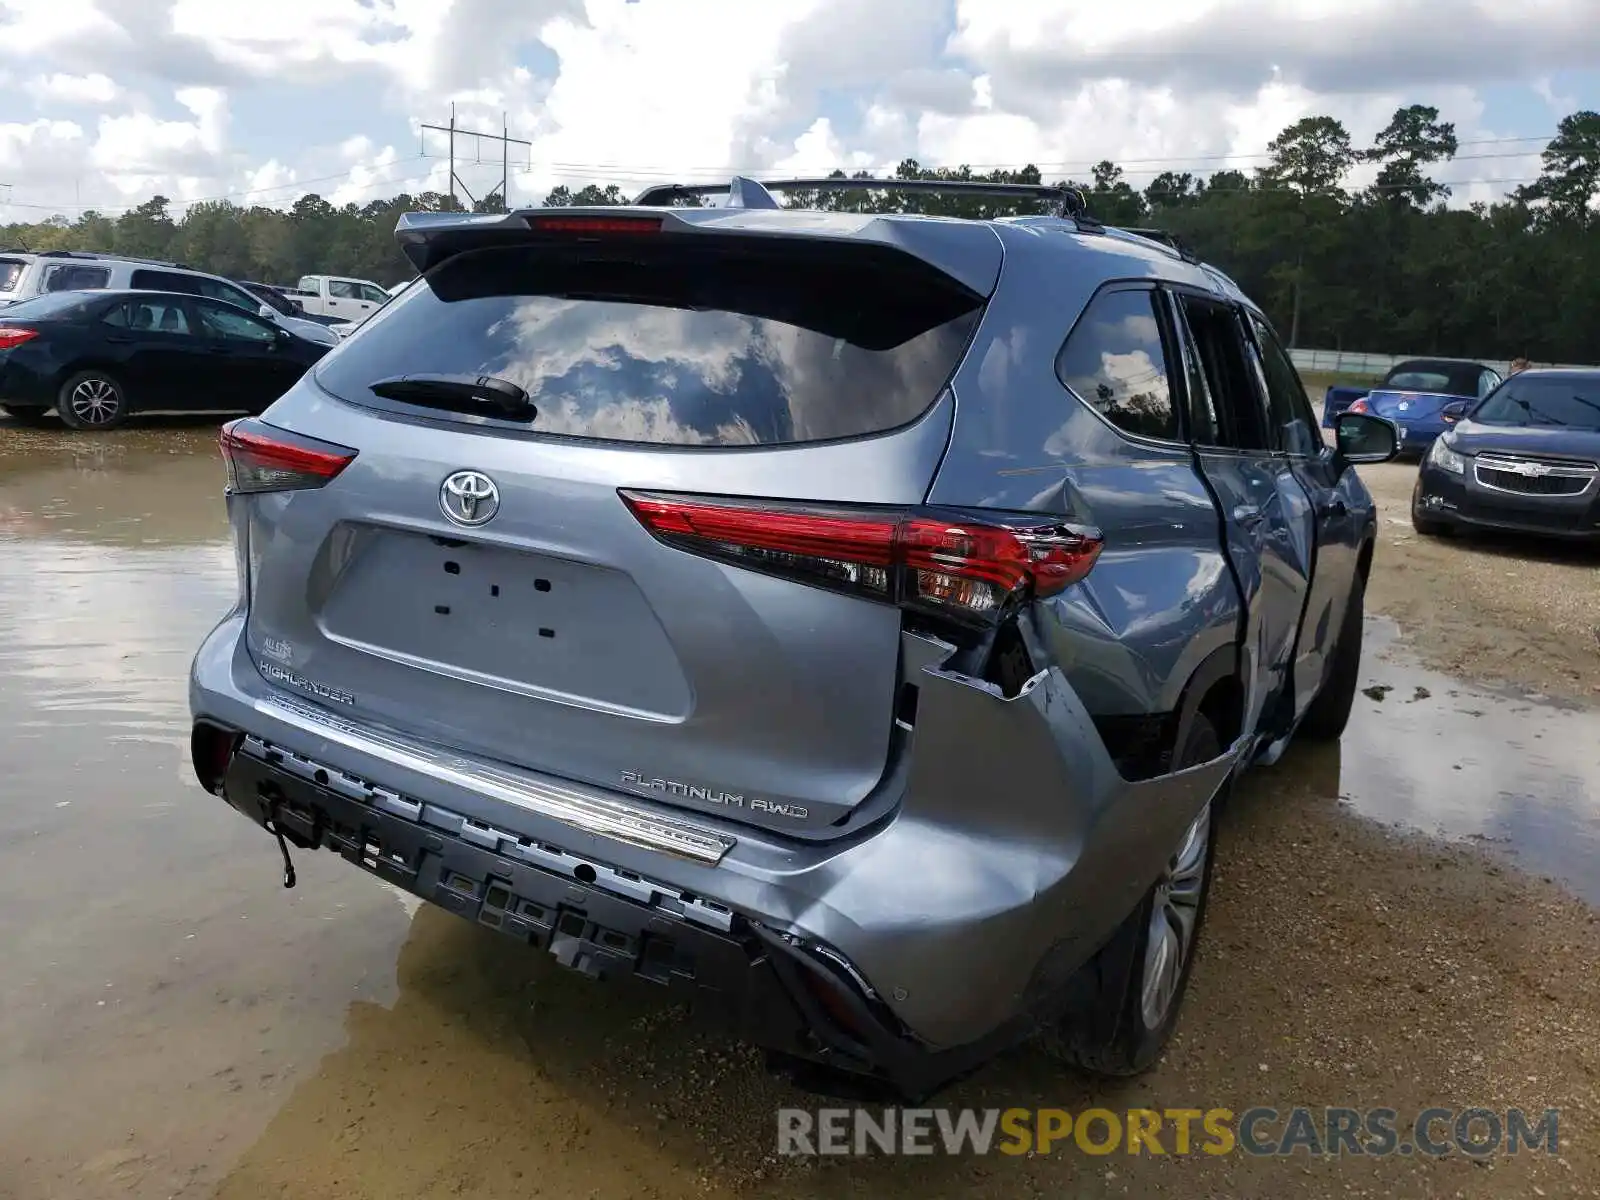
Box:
left=1043, top=712, right=1222, bottom=1076
left=56, top=370, right=130, bottom=431
left=1298, top=571, right=1364, bottom=741
left=0, top=402, right=53, bottom=426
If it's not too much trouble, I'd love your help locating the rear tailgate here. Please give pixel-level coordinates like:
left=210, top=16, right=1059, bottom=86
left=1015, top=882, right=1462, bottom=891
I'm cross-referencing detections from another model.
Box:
left=240, top=214, right=998, bottom=835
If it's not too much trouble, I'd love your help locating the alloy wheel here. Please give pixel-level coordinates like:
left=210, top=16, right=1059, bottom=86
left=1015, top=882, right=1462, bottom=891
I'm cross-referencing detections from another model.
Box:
left=1139, top=802, right=1212, bottom=1030
left=68, top=377, right=123, bottom=427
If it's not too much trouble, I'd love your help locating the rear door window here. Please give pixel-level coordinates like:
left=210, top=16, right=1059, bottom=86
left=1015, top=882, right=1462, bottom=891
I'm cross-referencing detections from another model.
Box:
left=328, top=280, right=360, bottom=299
left=1247, top=313, right=1322, bottom=456
left=1055, top=287, right=1180, bottom=442
left=104, top=297, right=192, bottom=334
left=42, top=263, right=111, bottom=293
left=131, top=269, right=197, bottom=294
left=314, top=241, right=985, bottom=447
left=1173, top=294, right=1272, bottom=451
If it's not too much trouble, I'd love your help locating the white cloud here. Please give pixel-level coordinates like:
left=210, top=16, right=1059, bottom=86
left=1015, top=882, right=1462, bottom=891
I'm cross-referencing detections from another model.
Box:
left=27, top=72, right=119, bottom=105
left=0, top=0, right=1591, bottom=222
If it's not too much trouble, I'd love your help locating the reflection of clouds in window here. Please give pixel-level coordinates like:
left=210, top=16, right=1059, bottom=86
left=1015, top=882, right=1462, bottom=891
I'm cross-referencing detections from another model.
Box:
left=473, top=296, right=963, bottom=447
left=1056, top=293, right=1176, bottom=441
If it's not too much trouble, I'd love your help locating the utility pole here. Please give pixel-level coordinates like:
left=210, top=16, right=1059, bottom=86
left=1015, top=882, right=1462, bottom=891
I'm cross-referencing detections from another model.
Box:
left=420, top=105, right=531, bottom=211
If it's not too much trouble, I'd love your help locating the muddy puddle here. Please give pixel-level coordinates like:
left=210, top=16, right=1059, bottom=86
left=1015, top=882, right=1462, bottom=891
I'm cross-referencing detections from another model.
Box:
left=1, top=421, right=1597, bottom=1199
left=1338, top=617, right=1600, bottom=902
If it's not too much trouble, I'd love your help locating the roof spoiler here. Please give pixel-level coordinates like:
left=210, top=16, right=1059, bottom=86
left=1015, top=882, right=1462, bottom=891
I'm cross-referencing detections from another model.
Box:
left=632, top=175, right=1096, bottom=223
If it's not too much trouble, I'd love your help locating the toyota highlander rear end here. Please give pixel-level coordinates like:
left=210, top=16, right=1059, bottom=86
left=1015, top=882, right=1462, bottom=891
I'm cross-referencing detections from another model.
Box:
left=189, top=204, right=1233, bottom=1096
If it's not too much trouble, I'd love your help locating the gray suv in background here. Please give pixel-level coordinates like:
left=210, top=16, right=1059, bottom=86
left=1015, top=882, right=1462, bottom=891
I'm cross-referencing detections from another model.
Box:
left=188, top=178, right=1398, bottom=1098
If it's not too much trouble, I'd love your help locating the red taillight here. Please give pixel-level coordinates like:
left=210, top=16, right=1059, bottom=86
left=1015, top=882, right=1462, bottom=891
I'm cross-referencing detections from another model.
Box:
left=220, top=417, right=357, bottom=495
left=1348, top=399, right=1370, bottom=413
left=620, top=491, right=1102, bottom=627
left=526, top=215, right=662, bottom=236
left=0, top=326, right=38, bottom=350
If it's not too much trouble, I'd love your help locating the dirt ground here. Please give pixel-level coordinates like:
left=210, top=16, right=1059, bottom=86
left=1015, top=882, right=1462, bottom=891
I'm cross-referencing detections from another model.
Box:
left=1358, top=460, right=1600, bottom=702
left=1, top=419, right=1598, bottom=1200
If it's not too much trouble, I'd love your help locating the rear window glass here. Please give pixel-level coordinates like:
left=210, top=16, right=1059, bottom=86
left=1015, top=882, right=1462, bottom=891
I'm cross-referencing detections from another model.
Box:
left=314, top=242, right=984, bottom=447
left=1472, top=376, right=1600, bottom=430
left=1383, top=363, right=1479, bottom=395
left=0, top=258, right=26, bottom=292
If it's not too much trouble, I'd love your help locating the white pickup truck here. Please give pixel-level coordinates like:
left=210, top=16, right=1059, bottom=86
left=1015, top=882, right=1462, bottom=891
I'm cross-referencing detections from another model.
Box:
left=285, top=274, right=391, bottom=322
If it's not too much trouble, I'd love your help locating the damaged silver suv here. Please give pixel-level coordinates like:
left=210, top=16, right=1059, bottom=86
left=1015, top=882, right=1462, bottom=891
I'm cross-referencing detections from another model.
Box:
left=188, top=177, right=1399, bottom=1098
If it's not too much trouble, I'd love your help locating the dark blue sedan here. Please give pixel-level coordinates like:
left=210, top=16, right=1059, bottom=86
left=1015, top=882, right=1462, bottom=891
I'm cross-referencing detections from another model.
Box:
left=1412, top=369, right=1600, bottom=542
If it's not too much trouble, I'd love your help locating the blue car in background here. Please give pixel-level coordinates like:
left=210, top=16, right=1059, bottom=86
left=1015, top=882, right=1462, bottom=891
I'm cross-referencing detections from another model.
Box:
left=1321, top=359, right=1503, bottom=455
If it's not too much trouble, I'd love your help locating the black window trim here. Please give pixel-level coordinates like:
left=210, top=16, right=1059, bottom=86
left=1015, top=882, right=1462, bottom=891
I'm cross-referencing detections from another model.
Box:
left=1054, top=279, right=1190, bottom=452
left=1241, top=308, right=1326, bottom=460
left=1164, top=283, right=1280, bottom=456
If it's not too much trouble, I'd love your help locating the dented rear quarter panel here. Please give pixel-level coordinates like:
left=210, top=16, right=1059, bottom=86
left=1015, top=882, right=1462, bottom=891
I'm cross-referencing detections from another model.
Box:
left=928, top=225, right=1242, bottom=718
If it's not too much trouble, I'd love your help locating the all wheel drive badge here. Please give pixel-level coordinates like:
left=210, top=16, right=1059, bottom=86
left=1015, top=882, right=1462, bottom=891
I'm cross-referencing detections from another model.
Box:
left=440, top=470, right=500, bottom=526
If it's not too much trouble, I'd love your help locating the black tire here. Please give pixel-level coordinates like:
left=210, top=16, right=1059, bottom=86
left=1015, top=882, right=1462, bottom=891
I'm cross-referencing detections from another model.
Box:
left=1043, top=712, right=1223, bottom=1076
left=56, top=369, right=130, bottom=431
left=1298, top=571, right=1365, bottom=741
left=0, top=402, right=53, bottom=426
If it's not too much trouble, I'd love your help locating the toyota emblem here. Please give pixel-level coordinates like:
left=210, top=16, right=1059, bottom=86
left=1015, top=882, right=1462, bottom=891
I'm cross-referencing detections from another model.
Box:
left=439, top=470, right=500, bottom=527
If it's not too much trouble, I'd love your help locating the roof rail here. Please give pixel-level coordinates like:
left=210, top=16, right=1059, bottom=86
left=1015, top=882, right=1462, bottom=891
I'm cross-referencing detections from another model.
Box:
left=632, top=175, right=1095, bottom=222
left=1116, top=227, right=1199, bottom=263
left=35, top=249, right=187, bottom=268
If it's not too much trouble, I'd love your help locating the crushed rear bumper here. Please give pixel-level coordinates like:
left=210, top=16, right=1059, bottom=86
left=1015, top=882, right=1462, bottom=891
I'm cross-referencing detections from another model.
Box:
left=210, top=732, right=1028, bottom=1098
left=191, top=612, right=1236, bottom=1094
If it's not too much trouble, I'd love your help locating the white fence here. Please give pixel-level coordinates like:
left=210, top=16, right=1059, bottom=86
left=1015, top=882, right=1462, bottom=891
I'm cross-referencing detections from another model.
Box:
left=1289, top=348, right=1594, bottom=378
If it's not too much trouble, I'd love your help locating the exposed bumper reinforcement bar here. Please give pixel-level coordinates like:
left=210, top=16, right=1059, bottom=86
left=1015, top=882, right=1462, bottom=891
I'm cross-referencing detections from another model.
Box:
left=248, top=693, right=737, bottom=865
left=215, top=732, right=1024, bottom=1098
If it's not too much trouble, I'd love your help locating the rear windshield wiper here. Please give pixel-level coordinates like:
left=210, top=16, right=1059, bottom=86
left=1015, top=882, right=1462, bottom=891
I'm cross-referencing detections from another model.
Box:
left=368, top=373, right=535, bottom=421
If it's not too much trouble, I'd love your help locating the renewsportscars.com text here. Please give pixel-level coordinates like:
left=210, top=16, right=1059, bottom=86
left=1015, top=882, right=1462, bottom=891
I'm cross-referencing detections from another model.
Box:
left=776, top=1106, right=1559, bottom=1158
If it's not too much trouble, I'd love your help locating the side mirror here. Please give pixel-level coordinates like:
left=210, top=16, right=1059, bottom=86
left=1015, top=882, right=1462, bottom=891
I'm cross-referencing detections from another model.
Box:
left=258, top=303, right=277, bottom=321
left=1440, top=400, right=1470, bottom=424
left=1333, top=411, right=1399, bottom=464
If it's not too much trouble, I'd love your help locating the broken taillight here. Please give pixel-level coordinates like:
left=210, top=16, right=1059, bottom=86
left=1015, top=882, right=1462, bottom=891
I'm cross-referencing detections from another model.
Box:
left=620, top=491, right=1102, bottom=628
left=220, top=417, right=358, bottom=495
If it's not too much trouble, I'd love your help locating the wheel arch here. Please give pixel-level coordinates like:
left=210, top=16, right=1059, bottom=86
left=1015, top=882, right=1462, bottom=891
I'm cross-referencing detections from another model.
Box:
left=1170, top=644, right=1245, bottom=765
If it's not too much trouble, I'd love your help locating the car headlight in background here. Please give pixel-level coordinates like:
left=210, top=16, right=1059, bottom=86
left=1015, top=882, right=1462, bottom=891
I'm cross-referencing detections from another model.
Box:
left=1426, top=434, right=1465, bottom=475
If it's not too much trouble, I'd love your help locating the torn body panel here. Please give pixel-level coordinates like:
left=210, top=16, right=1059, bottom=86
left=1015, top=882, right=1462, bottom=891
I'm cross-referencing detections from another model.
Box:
left=193, top=615, right=1235, bottom=1053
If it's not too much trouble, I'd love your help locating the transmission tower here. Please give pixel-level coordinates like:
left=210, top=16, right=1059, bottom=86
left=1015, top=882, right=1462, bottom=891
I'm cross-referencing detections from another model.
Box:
left=420, top=104, right=532, bottom=210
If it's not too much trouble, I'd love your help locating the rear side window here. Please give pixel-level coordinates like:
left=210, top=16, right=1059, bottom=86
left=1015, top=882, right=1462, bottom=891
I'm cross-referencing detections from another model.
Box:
left=43, top=264, right=110, bottom=292
left=0, top=258, right=26, bottom=292
left=315, top=242, right=985, bottom=447
left=329, top=279, right=359, bottom=299
left=132, top=269, right=196, bottom=294
left=1055, top=288, right=1179, bottom=441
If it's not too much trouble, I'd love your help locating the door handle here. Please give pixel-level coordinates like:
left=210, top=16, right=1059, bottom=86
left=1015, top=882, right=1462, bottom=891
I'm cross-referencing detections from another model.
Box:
left=206, top=345, right=232, bottom=354
left=105, top=334, right=134, bottom=344
left=1318, top=497, right=1349, bottom=519
left=1233, top=504, right=1266, bottom=527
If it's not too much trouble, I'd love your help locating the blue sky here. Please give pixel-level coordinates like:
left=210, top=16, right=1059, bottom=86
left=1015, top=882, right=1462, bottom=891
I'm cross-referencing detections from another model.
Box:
left=0, top=0, right=1596, bottom=222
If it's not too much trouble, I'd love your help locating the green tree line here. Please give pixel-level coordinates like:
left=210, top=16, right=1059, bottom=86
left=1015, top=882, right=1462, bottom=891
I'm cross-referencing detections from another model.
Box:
left=3, top=107, right=1597, bottom=362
